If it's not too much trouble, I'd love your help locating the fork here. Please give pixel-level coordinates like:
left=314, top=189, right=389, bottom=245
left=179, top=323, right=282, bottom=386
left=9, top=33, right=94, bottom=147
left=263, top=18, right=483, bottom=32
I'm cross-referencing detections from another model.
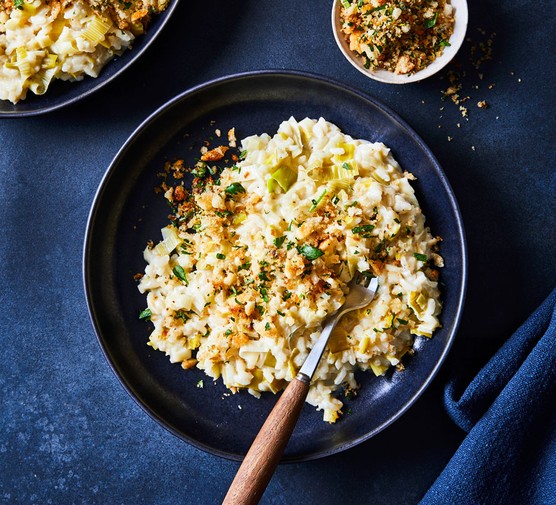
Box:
left=222, top=274, right=379, bottom=505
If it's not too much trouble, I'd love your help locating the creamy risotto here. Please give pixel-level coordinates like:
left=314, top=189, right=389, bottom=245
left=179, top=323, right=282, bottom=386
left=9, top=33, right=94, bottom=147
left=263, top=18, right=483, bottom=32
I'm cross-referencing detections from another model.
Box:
left=0, top=0, right=168, bottom=103
left=138, top=118, right=443, bottom=422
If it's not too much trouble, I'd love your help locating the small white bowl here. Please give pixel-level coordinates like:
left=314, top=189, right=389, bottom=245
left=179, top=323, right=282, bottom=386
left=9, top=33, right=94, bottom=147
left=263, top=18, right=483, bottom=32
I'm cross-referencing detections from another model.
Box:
left=331, top=0, right=468, bottom=84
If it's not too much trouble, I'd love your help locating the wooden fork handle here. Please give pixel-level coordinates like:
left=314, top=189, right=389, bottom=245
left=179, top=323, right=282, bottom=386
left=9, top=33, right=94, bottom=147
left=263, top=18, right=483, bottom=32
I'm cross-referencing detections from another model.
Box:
left=222, top=375, right=310, bottom=505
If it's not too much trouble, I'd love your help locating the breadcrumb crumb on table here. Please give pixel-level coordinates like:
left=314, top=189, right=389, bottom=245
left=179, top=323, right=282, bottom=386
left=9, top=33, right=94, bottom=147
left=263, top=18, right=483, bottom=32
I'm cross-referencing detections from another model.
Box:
left=201, top=146, right=229, bottom=162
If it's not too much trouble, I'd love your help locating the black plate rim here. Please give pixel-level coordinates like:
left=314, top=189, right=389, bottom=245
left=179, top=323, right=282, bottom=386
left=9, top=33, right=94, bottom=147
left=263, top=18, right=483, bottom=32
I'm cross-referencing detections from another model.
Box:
left=83, top=69, right=468, bottom=462
left=0, top=0, right=180, bottom=118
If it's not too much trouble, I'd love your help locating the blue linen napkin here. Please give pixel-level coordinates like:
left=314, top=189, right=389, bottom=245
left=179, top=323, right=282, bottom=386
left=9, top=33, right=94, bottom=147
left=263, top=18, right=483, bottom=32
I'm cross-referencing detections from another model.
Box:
left=421, top=287, right=556, bottom=505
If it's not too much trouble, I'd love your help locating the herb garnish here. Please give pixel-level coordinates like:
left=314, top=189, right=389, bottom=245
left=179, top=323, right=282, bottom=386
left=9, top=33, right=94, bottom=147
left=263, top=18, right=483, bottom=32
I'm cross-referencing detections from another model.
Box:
left=297, top=244, right=324, bottom=261
left=413, top=253, right=428, bottom=262
left=172, top=265, right=189, bottom=285
left=138, top=308, right=151, bottom=320
left=424, top=13, right=438, bottom=29
left=224, top=182, right=246, bottom=195
left=273, top=236, right=286, bottom=248
left=352, top=224, right=375, bottom=237
left=259, top=287, right=270, bottom=303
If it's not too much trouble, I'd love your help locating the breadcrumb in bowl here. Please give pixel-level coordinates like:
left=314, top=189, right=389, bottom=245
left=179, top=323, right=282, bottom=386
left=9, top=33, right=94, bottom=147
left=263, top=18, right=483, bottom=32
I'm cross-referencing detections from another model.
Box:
left=331, top=0, right=468, bottom=84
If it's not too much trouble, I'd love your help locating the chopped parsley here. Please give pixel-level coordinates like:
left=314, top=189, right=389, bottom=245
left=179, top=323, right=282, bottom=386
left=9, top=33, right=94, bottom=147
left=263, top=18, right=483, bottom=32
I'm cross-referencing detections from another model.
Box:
left=297, top=244, right=324, bottom=261
left=172, top=265, right=189, bottom=285
left=273, top=236, right=286, bottom=248
left=138, top=308, right=151, bottom=320
left=259, top=287, right=270, bottom=303
left=424, top=12, right=438, bottom=29
left=216, top=253, right=226, bottom=260
left=413, top=253, right=428, bottom=262
left=352, top=224, right=375, bottom=237
left=264, top=322, right=271, bottom=331
left=224, top=182, right=246, bottom=195
left=174, top=310, right=190, bottom=321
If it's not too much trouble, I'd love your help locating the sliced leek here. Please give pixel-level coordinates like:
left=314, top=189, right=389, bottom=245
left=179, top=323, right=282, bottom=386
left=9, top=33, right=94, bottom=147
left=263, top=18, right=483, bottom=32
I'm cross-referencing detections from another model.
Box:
left=82, top=16, right=112, bottom=44
left=267, top=165, right=297, bottom=193
left=153, top=226, right=182, bottom=256
left=370, top=359, right=390, bottom=377
left=15, top=47, right=33, bottom=79
left=28, top=67, right=57, bottom=95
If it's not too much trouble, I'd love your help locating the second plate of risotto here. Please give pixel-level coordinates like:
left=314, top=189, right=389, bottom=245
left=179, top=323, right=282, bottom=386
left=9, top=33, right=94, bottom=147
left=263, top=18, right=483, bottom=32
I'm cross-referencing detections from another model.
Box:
left=0, top=0, right=178, bottom=116
left=84, top=70, right=467, bottom=461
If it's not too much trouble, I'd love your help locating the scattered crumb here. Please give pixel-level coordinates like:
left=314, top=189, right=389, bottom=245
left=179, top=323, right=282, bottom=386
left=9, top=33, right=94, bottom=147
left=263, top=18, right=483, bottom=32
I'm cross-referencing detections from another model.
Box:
left=200, top=145, right=229, bottom=162
left=447, top=136, right=453, bottom=142
left=228, top=127, right=237, bottom=148
left=437, top=28, right=498, bottom=130
left=471, top=146, right=476, bottom=151
left=238, top=405, right=242, bottom=410
left=197, top=380, right=204, bottom=388
left=215, top=129, right=221, bottom=137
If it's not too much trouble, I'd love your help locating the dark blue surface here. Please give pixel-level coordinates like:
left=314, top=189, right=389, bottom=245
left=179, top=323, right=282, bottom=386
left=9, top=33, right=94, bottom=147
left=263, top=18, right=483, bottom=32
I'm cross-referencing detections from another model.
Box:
left=1, top=0, right=555, bottom=504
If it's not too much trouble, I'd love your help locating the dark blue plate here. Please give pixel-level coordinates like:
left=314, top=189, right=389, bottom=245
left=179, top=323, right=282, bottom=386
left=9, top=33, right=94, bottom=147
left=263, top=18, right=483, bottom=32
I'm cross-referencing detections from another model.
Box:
left=83, top=71, right=467, bottom=462
left=0, top=0, right=179, bottom=117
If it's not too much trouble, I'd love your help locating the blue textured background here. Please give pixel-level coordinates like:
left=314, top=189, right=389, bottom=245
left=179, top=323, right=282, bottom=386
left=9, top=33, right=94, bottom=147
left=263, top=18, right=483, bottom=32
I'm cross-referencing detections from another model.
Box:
left=1, top=1, right=555, bottom=503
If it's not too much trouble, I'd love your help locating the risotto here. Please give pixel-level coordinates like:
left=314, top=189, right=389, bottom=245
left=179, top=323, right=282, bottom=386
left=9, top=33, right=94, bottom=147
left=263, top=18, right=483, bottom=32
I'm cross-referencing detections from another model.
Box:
left=138, top=117, right=443, bottom=422
left=0, top=0, right=169, bottom=103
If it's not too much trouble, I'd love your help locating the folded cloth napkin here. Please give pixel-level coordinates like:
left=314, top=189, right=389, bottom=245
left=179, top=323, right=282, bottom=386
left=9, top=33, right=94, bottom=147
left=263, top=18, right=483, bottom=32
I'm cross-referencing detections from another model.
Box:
left=421, top=287, right=556, bottom=505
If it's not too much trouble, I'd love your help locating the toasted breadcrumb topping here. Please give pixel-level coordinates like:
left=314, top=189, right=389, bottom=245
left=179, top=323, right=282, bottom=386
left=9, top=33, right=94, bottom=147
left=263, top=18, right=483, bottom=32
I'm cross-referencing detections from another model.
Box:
left=340, top=0, right=455, bottom=74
